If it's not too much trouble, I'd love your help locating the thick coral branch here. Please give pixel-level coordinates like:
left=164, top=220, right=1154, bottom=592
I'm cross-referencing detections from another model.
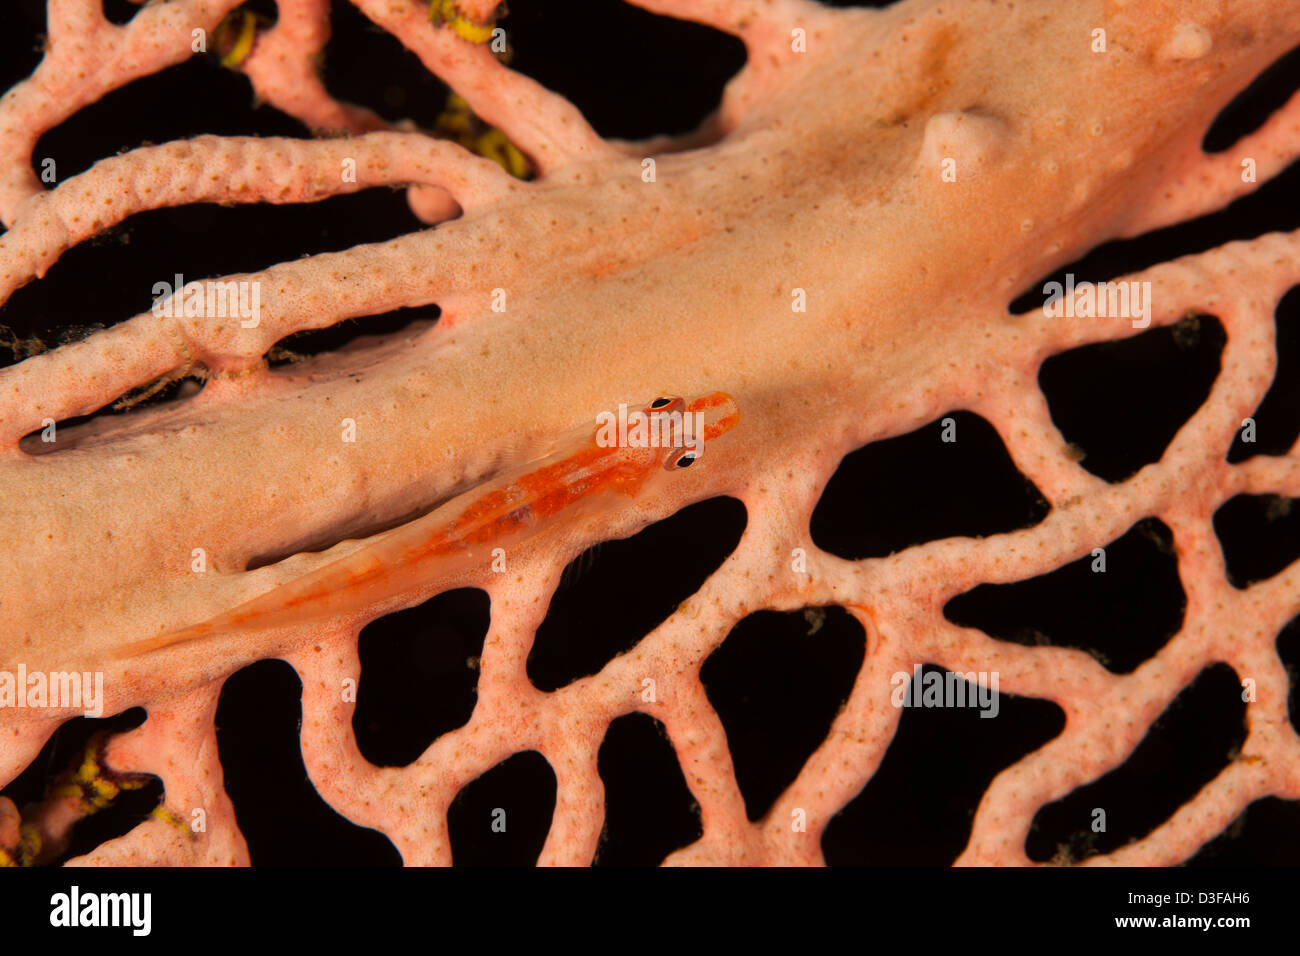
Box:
left=0, top=227, right=495, bottom=447
left=621, top=0, right=842, bottom=63
left=3, top=0, right=1299, bottom=870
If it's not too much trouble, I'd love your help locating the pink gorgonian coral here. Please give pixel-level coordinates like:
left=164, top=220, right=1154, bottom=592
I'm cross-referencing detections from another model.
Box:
left=0, top=0, right=1298, bottom=868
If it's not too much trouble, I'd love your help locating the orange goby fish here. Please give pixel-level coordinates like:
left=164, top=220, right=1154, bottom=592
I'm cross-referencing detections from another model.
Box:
left=113, top=392, right=739, bottom=659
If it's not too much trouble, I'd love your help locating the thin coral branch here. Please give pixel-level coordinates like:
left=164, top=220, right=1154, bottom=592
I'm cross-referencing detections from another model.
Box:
left=239, top=0, right=389, bottom=137
left=349, top=0, right=616, bottom=172
left=1, top=130, right=515, bottom=288
left=0, top=132, right=518, bottom=447
left=78, top=684, right=248, bottom=864
left=233, top=0, right=464, bottom=223
left=0, top=0, right=246, bottom=225
left=1123, top=88, right=1300, bottom=238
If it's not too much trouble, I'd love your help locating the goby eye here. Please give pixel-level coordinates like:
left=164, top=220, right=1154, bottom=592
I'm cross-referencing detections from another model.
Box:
left=648, top=395, right=685, bottom=415
left=664, top=448, right=697, bottom=470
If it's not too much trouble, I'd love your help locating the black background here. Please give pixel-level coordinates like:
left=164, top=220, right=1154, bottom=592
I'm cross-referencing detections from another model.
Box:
left=0, top=0, right=1297, bottom=870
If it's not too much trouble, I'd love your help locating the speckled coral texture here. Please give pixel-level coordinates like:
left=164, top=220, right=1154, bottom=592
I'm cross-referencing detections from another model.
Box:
left=0, top=0, right=1298, bottom=865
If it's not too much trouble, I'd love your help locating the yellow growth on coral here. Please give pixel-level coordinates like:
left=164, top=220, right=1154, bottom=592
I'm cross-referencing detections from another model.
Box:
left=428, top=0, right=499, bottom=45
left=214, top=9, right=268, bottom=69
left=436, top=93, right=530, bottom=178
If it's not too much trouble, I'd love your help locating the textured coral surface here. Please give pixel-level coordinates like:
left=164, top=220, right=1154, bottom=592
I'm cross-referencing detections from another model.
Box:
left=1, top=0, right=1298, bottom=866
